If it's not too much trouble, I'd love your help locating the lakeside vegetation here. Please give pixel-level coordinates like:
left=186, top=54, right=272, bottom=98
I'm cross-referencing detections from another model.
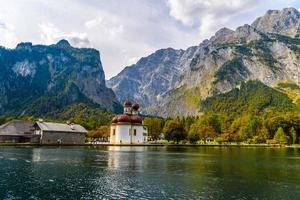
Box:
left=144, top=111, right=300, bottom=145
left=1, top=81, right=299, bottom=146
left=145, top=81, right=300, bottom=145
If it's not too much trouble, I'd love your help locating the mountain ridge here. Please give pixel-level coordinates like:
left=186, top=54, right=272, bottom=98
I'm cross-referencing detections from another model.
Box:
left=108, top=7, right=300, bottom=117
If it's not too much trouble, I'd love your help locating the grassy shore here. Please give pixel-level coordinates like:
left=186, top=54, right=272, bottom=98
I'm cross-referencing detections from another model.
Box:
left=0, top=142, right=299, bottom=148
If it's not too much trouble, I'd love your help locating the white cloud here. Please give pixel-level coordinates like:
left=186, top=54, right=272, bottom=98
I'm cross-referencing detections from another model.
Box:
left=166, top=0, right=259, bottom=39
left=0, top=0, right=297, bottom=78
left=85, top=16, right=124, bottom=39
left=0, top=20, right=18, bottom=48
left=39, top=23, right=90, bottom=47
left=127, top=57, right=139, bottom=66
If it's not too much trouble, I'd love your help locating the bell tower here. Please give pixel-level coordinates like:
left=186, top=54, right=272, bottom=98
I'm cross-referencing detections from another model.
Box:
left=123, top=100, right=132, bottom=114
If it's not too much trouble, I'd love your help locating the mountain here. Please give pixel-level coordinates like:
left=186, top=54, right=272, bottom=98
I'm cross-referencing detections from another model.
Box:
left=108, top=7, right=300, bottom=117
left=252, top=8, right=300, bottom=37
left=107, top=47, right=197, bottom=107
left=0, top=40, right=122, bottom=117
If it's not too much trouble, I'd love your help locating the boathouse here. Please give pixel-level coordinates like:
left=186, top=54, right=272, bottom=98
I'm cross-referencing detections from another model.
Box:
left=33, top=121, right=87, bottom=144
left=0, top=120, right=39, bottom=143
left=110, top=101, right=148, bottom=144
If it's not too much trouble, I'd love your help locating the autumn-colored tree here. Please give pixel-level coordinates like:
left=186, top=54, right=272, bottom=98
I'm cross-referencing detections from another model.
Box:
left=188, top=119, right=217, bottom=143
left=88, top=125, right=110, bottom=141
left=163, top=119, right=186, bottom=144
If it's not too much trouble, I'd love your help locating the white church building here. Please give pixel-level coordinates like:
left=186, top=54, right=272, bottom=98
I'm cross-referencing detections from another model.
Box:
left=110, top=101, right=148, bottom=144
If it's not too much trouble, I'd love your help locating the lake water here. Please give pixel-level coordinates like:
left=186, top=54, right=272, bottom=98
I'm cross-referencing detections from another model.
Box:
left=0, top=146, right=299, bottom=200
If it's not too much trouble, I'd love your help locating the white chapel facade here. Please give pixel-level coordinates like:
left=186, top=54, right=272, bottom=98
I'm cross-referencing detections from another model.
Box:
left=110, top=101, right=147, bottom=144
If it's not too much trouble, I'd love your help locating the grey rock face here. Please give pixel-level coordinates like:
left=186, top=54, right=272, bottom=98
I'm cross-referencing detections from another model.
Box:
left=252, top=8, right=300, bottom=37
left=108, top=7, right=300, bottom=117
left=107, top=47, right=197, bottom=107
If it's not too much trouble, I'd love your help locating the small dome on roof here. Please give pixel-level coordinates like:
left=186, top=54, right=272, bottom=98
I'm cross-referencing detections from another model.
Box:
left=117, top=114, right=131, bottom=123
left=124, top=100, right=132, bottom=107
left=132, top=103, right=139, bottom=110
left=112, top=116, right=118, bottom=124
left=131, top=115, right=142, bottom=124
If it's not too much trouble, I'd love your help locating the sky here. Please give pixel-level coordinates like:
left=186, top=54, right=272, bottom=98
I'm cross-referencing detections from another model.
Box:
left=0, top=0, right=299, bottom=79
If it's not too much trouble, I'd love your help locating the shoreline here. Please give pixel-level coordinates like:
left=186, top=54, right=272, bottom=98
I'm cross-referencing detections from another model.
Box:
left=0, top=143, right=299, bottom=148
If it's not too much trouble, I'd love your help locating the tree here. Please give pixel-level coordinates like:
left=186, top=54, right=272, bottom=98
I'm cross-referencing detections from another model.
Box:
left=188, top=119, right=217, bottom=143
left=163, top=119, right=186, bottom=144
left=227, top=116, right=249, bottom=142
left=290, top=127, right=297, bottom=144
left=273, top=127, right=288, bottom=145
left=183, top=116, right=196, bottom=133
left=257, top=126, right=270, bottom=143
left=143, top=118, right=162, bottom=141
left=88, top=125, right=110, bottom=141
left=188, top=123, right=200, bottom=144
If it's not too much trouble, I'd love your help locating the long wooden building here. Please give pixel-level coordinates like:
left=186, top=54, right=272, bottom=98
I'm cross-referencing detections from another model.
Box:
left=0, top=120, right=87, bottom=144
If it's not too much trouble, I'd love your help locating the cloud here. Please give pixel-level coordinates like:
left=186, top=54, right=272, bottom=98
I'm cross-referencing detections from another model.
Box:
left=166, top=0, right=259, bottom=38
left=166, top=0, right=256, bottom=25
left=0, top=20, right=18, bottom=48
left=0, top=0, right=297, bottom=78
left=85, top=16, right=124, bottom=39
left=39, top=23, right=91, bottom=47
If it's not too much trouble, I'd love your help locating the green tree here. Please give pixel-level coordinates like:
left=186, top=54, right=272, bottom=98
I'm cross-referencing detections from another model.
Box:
left=143, top=118, right=162, bottom=141
left=163, top=119, right=186, bottom=144
left=273, top=127, right=288, bottom=145
left=290, top=127, right=297, bottom=144
left=227, top=116, right=249, bottom=142
left=257, top=126, right=270, bottom=143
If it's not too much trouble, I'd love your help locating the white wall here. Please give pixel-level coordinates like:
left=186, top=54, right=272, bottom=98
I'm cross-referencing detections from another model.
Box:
left=110, top=124, right=148, bottom=144
left=131, top=125, right=146, bottom=143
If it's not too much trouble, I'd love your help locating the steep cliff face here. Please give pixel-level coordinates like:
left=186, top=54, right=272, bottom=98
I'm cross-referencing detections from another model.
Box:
left=107, top=47, right=197, bottom=107
left=109, top=7, right=300, bottom=117
left=0, top=40, right=121, bottom=116
left=252, top=7, right=300, bottom=37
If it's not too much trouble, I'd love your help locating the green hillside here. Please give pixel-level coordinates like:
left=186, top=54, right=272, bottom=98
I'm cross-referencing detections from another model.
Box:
left=201, top=81, right=296, bottom=115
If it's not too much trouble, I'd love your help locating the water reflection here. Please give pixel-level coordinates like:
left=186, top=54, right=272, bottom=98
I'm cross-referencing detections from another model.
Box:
left=0, top=146, right=299, bottom=199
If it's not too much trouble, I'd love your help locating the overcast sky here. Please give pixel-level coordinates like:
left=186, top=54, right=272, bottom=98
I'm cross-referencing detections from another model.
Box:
left=0, top=0, right=299, bottom=79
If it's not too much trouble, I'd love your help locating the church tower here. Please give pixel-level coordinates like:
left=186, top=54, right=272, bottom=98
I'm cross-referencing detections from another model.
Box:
left=110, top=101, right=147, bottom=144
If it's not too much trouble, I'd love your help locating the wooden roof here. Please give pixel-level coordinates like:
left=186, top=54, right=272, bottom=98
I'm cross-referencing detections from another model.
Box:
left=34, top=122, right=87, bottom=133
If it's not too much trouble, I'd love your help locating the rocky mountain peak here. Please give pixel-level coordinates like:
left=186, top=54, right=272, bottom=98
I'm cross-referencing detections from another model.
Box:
left=56, top=39, right=71, bottom=47
left=233, top=24, right=262, bottom=42
left=215, top=27, right=234, bottom=38
left=252, top=7, right=300, bottom=37
left=16, top=42, right=33, bottom=51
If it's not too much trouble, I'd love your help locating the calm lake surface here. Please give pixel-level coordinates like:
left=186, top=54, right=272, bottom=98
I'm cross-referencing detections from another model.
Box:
left=0, top=146, right=299, bottom=200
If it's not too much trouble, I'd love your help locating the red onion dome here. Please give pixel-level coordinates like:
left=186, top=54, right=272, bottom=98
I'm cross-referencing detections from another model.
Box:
left=132, top=103, right=140, bottom=111
left=117, top=114, right=131, bottom=123
left=112, top=116, right=118, bottom=124
left=124, top=100, right=132, bottom=107
left=131, top=115, right=142, bottom=124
